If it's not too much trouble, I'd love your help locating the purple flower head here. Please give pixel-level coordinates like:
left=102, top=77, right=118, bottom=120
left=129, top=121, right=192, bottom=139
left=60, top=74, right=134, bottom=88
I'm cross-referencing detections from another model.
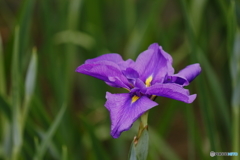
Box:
left=76, top=43, right=201, bottom=138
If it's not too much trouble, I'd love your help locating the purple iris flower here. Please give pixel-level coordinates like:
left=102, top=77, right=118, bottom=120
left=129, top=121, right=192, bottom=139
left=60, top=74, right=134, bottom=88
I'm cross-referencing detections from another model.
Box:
left=76, top=43, right=201, bottom=138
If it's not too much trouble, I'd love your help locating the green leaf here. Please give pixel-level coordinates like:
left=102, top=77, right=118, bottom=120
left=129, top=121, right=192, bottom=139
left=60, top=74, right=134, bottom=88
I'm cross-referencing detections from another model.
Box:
left=11, top=26, right=22, bottom=160
left=231, top=27, right=240, bottom=160
left=0, top=34, right=6, bottom=96
left=231, top=30, right=240, bottom=106
left=0, top=95, right=11, bottom=120
left=149, top=129, right=181, bottom=160
left=24, top=47, right=38, bottom=101
left=124, top=0, right=167, bottom=58
left=54, top=30, right=95, bottom=50
left=61, top=145, right=68, bottom=160
left=18, top=0, right=35, bottom=62
left=22, top=48, right=38, bottom=124
left=135, top=129, right=149, bottom=160
left=197, top=51, right=231, bottom=135
left=80, top=116, right=111, bottom=160
left=129, top=129, right=149, bottom=160
left=34, top=104, right=67, bottom=160
left=129, top=141, right=137, bottom=160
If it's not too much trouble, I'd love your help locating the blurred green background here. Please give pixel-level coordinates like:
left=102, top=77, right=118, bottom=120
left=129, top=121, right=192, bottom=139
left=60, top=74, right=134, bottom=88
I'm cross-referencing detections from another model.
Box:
left=0, top=0, right=239, bottom=159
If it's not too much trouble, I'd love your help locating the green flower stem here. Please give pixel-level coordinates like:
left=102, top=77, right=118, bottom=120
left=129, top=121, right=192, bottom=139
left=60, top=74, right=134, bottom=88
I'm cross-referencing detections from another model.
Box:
left=140, top=112, right=149, bottom=128
left=136, top=112, right=148, bottom=141
left=129, top=95, right=157, bottom=160
left=135, top=95, right=156, bottom=144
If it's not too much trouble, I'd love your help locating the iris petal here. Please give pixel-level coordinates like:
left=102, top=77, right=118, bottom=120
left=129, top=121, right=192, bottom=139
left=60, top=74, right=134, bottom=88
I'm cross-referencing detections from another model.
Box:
left=146, top=83, right=196, bottom=103
left=167, top=63, right=201, bottom=86
left=85, top=53, right=124, bottom=64
left=132, top=43, right=174, bottom=84
left=75, top=61, right=130, bottom=89
left=105, top=92, right=158, bottom=138
left=85, top=53, right=135, bottom=71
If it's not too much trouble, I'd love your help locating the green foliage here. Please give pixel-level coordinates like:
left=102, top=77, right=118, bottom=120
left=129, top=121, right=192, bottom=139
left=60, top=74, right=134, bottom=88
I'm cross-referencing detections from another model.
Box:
left=129, top=129, right=149, bottom=160
left=0, top=0, right=239, bottom=159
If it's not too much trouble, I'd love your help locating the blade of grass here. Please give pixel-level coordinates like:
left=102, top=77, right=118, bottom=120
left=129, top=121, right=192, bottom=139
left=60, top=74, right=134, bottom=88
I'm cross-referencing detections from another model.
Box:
left=0, top=33, right=11, bottom=157
left=0, top=93, right=11, bottom=158
left=61, top=145, right=68, bottom=160
left=20, top=48, right=38, bottom=158
left=63, top=0, right=83, bottom=103
left=185, top=106, right=196, bottom=160
left=149, top=128, right=182, bottom=160
left=180, top=1, right=231, bottom=157
left=231, top=29, right=240, bottom=159
left=54, top=30, right=94, bottom=50
left=37, top=132, right=61, bottom=159
left=0, top=95, right=11, bottom=120
left=124, top=0, right=167, bottom=58
left=17, top=0, right=35, bottom=67
left=0, top=34, right=6, bottom=96
left=189, top=0, right=207, bottom=36
left=11, top=26, right=22, bottom=160
left=1, top=117, right=11, bottom=159
left=34, top=103, right=67, bottom=160
left=34, top=137, right=39, bottom=153
left=22, top=47, right=38, bottom=123
left=195, top=75, right=217, bottom=160
left=51, top=1, right=84, bottom=156
left=84, top=0, right=105, bottom=48
left=30, top=96, right=52, bottom=128
left=155, top=101, right=178, bottom=137
left=184, top=105, right=206, bottom=160
left=197, top=51, right=231, bottom=136
left=80, top=116, right=111, bottom=160
left=0, top=0, right=16, bottom=29
left=10, top=0, right=36, bottom=157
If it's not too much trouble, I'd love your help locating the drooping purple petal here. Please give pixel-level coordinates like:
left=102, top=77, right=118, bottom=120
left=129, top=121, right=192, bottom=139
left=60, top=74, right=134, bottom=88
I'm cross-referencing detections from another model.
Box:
left=105, top=92, right=158, bottom=138
left=146, top=83, right=196, bottom=103
left=167, top=63, right=201, bottom=86
left=131, top=43, right=174, bottom=85
left=75, top=61, right=131, bottom=89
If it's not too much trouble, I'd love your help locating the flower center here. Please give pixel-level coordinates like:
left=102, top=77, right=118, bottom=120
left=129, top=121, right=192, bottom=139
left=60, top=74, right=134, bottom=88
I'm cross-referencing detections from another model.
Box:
left=131, top=95, right=139, bottom=103
left=145, top=76, right=153, bottom=87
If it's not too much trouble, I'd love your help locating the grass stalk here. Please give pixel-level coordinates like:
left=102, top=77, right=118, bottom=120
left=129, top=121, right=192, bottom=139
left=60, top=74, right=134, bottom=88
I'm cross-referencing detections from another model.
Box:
left=0, top=34, right=6, bottom=96
left=11, top=26, right=22, bottom=160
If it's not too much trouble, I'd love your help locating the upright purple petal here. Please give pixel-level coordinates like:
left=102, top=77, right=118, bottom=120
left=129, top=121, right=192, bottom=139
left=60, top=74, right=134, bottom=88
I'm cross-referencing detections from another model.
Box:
left=167, top=63, right=201, bottom=86
left=105, top=92, right=158, bottom=138
left=131, top=43, right=174, bottom=85
left=146, top=83, right=197, bottom=103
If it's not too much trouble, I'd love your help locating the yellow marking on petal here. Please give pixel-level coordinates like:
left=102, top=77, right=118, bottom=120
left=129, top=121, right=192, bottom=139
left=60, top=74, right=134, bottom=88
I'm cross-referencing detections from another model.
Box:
left=145, top=76, right=153, bottom=87
left=131, top=95, right=139, bottom=103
